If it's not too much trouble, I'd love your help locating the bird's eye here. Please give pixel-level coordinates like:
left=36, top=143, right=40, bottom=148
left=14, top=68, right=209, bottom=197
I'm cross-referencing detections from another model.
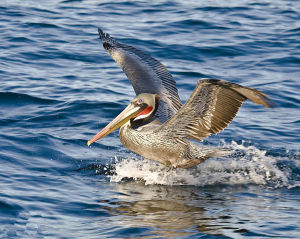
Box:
left=138, top=99, right=143, bottom=104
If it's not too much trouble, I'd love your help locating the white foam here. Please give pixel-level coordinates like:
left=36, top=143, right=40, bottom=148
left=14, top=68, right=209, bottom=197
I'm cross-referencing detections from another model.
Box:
left=109, top=141, right=292, bottom=187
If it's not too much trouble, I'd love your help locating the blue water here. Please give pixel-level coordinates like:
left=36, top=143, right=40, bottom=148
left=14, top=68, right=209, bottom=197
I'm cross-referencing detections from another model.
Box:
left=1, top=0, right=299, bottom=238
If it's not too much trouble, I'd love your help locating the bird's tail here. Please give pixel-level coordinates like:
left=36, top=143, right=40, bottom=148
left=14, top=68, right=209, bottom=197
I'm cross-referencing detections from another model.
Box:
left=207, top=146, right=231, bottom=158
left=176, top=145, right=231, bottom=169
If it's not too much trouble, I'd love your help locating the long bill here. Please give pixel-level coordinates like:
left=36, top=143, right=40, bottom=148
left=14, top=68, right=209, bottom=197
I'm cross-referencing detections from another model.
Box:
left=87, top=103, right=144, bottom=146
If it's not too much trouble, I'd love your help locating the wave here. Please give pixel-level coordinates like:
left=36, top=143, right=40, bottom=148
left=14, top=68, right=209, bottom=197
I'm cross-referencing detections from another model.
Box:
left=109, top=141, right=298, bottom=187
left=0, top=92, right=59, bottom=105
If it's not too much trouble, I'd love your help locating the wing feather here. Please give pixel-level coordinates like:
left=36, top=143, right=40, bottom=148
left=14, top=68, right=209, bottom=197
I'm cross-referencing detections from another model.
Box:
left=156, top=79, right=273, bottom=141
left=98, top=28, right=182, bottom=122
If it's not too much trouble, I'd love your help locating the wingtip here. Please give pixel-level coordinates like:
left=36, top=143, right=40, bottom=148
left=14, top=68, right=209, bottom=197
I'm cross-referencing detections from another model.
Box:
left=264, top=97, right=276, bottom=108
left=98, top=27, right=104, bottom=39
left=255, top=91, right=276, bottom=108
left=97, top=27, right=114, bottom=43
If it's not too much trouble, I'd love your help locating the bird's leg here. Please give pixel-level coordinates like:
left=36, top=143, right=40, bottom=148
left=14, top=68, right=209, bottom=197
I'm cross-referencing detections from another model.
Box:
left=167, top=166, right=176, bottom=173
left=157, top=163, right=169, bottom=172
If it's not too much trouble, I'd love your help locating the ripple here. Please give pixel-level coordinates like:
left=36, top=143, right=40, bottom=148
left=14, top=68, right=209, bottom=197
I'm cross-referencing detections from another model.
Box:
left=25, top=22, right=59, bottom=29
left=0, top=200, right=23, bottom=218
left=8, top=36, right=36, bottom=43
left=0, top=92, right=59, bottom=105
left=170, top=19, right=228, bottom=30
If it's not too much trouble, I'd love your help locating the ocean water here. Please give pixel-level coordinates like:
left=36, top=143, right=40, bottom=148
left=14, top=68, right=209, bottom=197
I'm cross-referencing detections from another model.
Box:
left=0, top=0, right=299, bottom=238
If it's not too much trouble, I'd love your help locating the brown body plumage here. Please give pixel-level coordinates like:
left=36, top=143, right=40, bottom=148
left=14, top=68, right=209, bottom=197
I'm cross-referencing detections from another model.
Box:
left=120, top=121, right=227, bottom=168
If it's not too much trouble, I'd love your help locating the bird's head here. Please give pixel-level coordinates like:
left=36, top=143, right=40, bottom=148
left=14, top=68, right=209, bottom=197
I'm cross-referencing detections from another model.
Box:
left=87, top=93, right=160, bottom=146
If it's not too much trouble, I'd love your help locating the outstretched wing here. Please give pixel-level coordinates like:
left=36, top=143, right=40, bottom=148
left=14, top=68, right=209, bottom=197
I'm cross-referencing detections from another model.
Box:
left=156, top=79, right=273, bottom=142
left=98, top=28, right=182, bottom=122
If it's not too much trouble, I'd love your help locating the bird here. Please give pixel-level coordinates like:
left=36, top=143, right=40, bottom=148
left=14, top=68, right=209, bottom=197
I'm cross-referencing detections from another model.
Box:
left=87, top=28, right=273, bottom=169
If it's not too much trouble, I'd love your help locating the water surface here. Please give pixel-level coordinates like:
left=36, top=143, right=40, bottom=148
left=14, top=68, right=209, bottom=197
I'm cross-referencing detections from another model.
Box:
left=0, top=0, right=299, bottom=238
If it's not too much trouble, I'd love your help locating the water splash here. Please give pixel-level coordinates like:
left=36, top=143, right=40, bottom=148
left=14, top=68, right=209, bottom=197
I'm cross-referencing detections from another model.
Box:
left=110, top=141, right=295, bottom=187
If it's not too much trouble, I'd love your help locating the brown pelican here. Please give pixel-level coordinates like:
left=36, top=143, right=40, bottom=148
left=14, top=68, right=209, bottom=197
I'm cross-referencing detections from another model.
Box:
left=87, top=29, right=273, bottom=169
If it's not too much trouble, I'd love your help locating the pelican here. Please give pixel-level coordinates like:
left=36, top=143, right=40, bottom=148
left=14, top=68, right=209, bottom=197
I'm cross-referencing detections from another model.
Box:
left=87, top=29, right=273, bottom=169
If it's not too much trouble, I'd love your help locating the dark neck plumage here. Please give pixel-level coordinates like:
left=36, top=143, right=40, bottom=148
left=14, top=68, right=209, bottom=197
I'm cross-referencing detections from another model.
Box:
left=130, top=99, right=160, bottom=129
